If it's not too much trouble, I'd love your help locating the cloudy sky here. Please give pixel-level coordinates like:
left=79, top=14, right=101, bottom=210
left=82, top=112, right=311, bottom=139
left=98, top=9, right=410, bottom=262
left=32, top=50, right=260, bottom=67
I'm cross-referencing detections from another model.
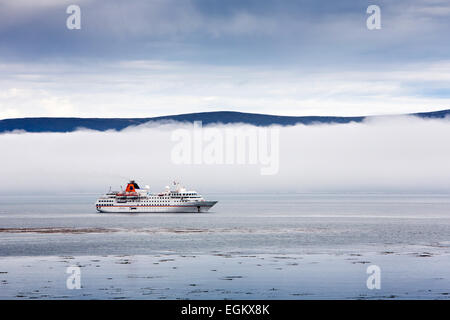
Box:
left=1, top=0, right=450, bottom=119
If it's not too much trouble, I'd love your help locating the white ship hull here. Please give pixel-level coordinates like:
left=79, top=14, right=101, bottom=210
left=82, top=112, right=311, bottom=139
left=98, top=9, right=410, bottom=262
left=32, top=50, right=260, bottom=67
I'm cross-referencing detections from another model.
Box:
left=96, top=180, right=217, bottom=214
left=96, top=201, right=217, bottom=213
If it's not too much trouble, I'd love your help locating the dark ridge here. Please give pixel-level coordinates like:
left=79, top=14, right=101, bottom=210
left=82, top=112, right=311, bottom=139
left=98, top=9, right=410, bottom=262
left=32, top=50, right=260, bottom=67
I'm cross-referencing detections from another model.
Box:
left=0, top=109, right=449, bottom=133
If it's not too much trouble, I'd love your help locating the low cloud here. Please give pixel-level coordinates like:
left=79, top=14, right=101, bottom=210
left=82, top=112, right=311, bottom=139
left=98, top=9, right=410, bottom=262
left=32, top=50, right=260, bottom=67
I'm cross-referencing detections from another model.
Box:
left=1, top=116, right=450, bottom=194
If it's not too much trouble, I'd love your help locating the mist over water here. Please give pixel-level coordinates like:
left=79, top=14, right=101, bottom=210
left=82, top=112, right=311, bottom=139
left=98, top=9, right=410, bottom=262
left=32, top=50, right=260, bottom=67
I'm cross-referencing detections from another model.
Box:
left=1, top=116, right=450, bottom=194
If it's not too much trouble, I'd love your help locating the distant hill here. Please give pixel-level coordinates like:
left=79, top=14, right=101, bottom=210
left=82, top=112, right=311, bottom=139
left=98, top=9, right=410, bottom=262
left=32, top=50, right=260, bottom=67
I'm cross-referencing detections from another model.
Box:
left=0, top=109, right=449, bottom=133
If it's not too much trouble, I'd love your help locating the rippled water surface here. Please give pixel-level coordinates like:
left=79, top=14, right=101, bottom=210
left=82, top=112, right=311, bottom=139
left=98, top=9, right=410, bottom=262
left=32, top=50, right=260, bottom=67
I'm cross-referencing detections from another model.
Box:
left=0, top=193, right=449, bottom=299
left=0, top=193, right=449, bottom=256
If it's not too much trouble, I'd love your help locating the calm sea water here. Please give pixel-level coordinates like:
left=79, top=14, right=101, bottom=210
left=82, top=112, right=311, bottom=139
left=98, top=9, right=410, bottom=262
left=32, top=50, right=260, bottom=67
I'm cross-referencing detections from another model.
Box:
left=0, top=193, right=449, bottom=299
left=0, top=193, right=449, bottom=257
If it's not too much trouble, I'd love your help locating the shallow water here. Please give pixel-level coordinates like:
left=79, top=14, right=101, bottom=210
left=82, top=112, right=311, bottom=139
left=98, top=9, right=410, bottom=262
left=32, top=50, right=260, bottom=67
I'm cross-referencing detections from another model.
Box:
left=0, top=193, right=449, bottom=299
left=1, top=252, right=449, bottom=299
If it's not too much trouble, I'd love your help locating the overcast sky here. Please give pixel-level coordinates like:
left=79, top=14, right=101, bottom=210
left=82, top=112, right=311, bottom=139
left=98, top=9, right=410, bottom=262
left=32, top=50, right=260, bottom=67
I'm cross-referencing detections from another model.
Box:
left=1, top=0, right=450, bottom=118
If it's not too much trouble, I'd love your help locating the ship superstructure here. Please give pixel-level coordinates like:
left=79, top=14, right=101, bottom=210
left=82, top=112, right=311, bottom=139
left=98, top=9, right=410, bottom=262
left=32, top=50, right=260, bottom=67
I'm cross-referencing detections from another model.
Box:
left=95, top=181, right=217, bottom=213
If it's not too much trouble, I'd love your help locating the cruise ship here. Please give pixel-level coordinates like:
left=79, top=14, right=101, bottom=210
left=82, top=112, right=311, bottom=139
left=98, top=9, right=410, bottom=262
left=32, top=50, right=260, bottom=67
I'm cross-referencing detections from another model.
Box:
left=95, top=181, right=218, bottom=213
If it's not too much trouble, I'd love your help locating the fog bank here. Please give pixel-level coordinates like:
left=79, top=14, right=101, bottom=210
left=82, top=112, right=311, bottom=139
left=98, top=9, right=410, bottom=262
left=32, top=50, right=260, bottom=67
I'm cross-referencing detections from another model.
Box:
left=1, top=116, right=450, bottom=194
